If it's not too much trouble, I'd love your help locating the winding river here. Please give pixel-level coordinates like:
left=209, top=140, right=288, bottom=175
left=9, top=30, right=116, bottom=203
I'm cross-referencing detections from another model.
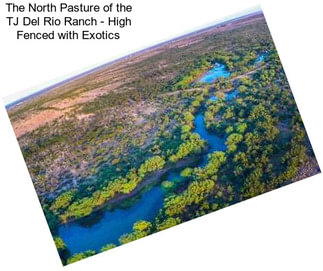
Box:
left=58, top=62, right=239, bottom=254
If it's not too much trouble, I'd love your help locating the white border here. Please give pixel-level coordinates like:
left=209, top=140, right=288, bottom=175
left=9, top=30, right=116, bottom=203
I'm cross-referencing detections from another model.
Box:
left=0, top=0, right=322, bottom=270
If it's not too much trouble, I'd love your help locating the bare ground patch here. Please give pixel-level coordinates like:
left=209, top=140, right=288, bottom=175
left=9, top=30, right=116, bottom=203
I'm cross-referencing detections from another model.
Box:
left=13, top=109, right=69, bottom=138
left=12, top=82, right=124, bottom=137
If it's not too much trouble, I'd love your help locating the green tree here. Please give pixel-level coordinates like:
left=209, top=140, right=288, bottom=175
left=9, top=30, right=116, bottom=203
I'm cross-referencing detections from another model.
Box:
left=54, top=237, right=66, bottom=250
left=119, top=220, right=153, bottom=244
left=100, top=243, right=116, bottom=252
left=67, top=250, right=96, bottom=264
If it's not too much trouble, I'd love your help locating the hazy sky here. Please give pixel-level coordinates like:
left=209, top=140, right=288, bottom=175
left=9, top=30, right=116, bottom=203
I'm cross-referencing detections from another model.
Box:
left=3, top=5, right=261, bottom=106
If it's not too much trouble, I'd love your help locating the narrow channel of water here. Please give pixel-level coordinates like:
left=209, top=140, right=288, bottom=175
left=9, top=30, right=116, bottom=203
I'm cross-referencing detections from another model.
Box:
left=199, top=63, right=230, bottom=83
left=58, top=62, right=238, bottom=255
left=255, top=52, right=267, bottom=64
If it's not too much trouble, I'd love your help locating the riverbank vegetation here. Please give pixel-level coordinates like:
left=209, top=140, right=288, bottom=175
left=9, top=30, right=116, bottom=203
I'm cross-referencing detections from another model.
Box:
left=104, top=47, right=319, bottom=258
left=7, top=12, right=320, bottom=265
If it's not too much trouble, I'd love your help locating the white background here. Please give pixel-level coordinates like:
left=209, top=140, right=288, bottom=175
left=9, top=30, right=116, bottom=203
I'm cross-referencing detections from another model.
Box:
left=0, top=0, right=322, bottom=270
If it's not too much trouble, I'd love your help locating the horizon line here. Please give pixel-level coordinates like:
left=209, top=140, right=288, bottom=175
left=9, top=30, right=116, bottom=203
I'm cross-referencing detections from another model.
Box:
left=4, top=5, right=262, bottom=107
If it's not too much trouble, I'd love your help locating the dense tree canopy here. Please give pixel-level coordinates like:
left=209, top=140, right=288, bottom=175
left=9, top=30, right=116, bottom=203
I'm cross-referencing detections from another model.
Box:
left=11, top=14, right=318, bottom=265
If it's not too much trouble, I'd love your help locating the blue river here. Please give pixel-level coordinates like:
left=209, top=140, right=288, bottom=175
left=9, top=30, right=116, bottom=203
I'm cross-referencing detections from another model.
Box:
left=57, top=59, right=255, bottom=254
left=58, top=109, right=228, bottom=254
left=199, top=63, right=231, bottom=83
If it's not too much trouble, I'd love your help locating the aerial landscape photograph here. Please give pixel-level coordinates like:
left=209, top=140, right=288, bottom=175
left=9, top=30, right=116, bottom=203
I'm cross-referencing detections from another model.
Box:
left=5, top=9, right=320, bottom=265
